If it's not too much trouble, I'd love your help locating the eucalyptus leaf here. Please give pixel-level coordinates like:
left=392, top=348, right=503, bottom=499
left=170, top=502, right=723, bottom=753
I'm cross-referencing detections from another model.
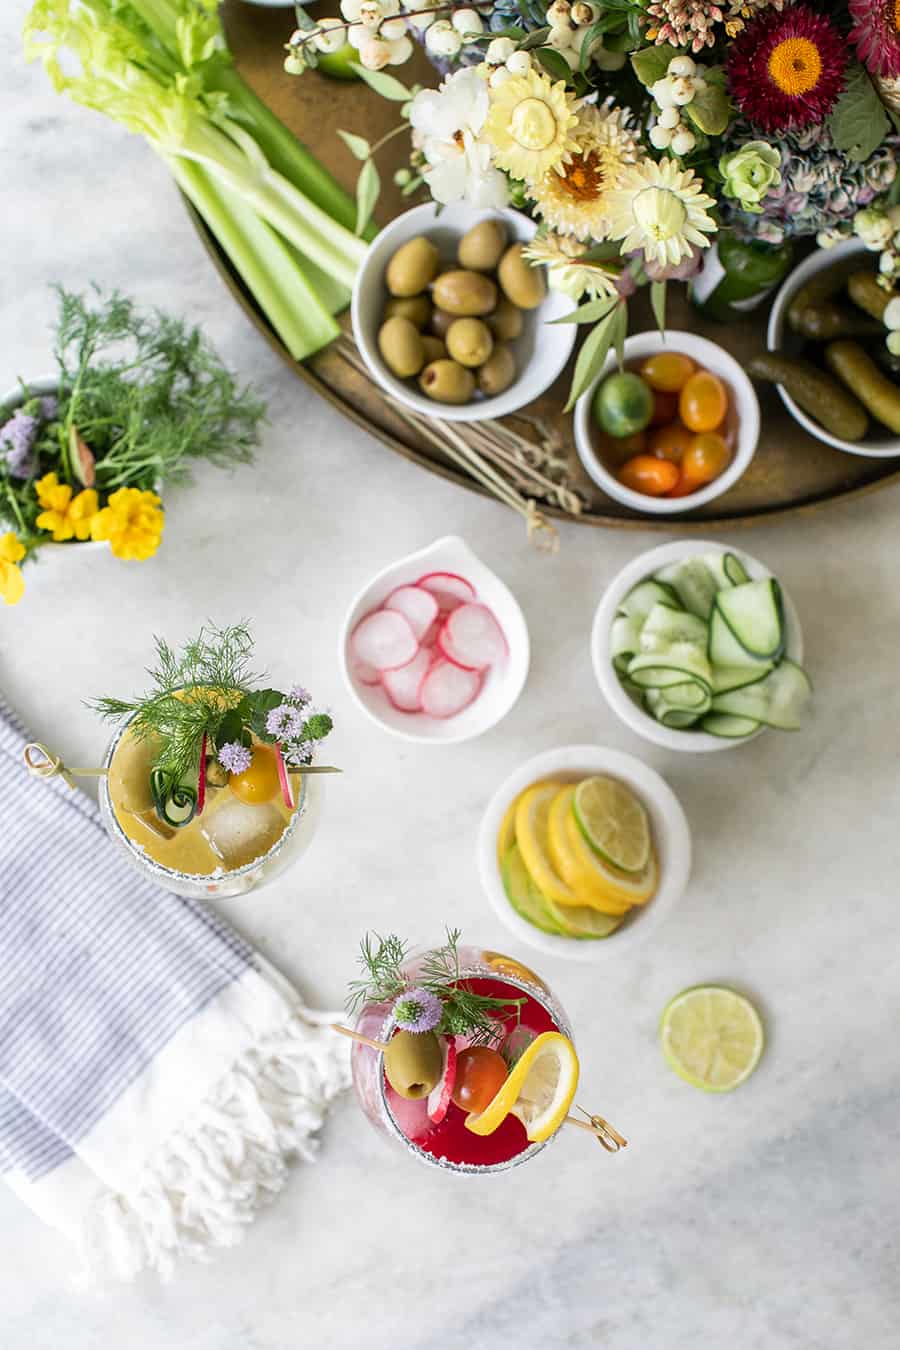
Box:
left=612, top=301, right=627, bottom=369
left=519, top=26, right=552, bottom=50
left=580, top=241, right=623, bottom=262
left=355, top=157, right=380, bottom=237
left=683, top=81, right=730, bottom=136
left=650, top=280, right=667, bottom=334
left=536, top=47, right=572, bottom=82
left=564, top=303, right=623, bottom=411
left=828, top=62, right=889, bottom=163
left=550, top=295, right=619, bottom=325
left=293, top=3, right=317, bottom=31
left=337, top=129, right=372, bottom=161
left=349, top=63, right=412, bottom=101
left=579, top=21, right=604, bottom=74
left=631, top=44, right=674, bottom=88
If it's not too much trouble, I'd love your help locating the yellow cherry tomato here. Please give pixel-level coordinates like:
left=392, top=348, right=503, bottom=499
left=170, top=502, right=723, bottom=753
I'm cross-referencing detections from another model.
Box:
left=640, top=351, right=696, bottom=393
left=229, top=745, right=280, bottom=804
left=618, top=454, right=680, bottom=496
left=679, top=370, right=728, bottom=433
left=680, top=432, right=732, bottom=486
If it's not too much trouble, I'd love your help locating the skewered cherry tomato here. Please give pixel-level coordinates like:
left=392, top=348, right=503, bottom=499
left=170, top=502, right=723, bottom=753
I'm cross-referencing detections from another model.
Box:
left=640, top=351, right=696, bottom=393
left=649, top=389, right=679, bottom=427
left=679, top=370, right=728, bottom=432
left=451, top=1046, right=509, bottom=1114
left=648, top=420, right=693, bottom=463
left=229, top=745, right=280, bottom=804
left=681, top=432, right=731, bottom=485
left=617, top=454, right=680, bottom=496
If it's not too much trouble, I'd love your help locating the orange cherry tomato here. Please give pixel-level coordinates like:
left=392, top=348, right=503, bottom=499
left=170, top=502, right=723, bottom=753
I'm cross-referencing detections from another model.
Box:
left=681, top=432, right=732, bottom=486
left=665, top=472, right=701, bottom=498
left=649, top=389, right=679, bottom=427
left=229, top=744, right=280, bottom=804
left=618, top=454, right=680, bottom=496
left=679, top=370, right=728, bottom=433
left=640, top=351, right=696, bottom=393
left=647, top=420, right=693, bottom=463
left=594, top=429, right=646, bottom=466
left=452, top=1046, right=509, bottom=1114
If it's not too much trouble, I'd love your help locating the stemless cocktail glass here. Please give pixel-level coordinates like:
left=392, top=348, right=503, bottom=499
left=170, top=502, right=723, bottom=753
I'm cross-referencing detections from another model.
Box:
left=350, top=944, right=573, bottom=1174
left=99, top=714, right=322, bottom=900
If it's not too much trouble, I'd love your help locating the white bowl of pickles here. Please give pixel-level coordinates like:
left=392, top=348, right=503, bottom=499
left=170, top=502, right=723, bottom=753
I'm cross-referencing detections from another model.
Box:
left=351, top=202, right=576, bottom=422
left=592, top=540, right=809, bottom=753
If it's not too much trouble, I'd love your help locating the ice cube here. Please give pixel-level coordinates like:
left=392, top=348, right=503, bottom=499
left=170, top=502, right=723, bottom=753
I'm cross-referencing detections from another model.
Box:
left=199, top=798, right=286, bottom=870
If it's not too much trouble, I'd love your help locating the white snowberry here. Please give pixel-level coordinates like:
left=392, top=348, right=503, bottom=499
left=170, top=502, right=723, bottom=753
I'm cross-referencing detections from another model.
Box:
left=313, top=17, right=347, bottom=53
left=380, top=15, right=406, bottom=39
left=671, top=127, right=697, bottom=155
left=658, top=105, right=680, bottom=130
left=649, top=124, right=673, bottom=150
left=651, top=77, right=677, bottom=110
left=505, top=50, right=532, bottom=75
left=486, top=36, right=516, bottom=63
left=670, top=75, right=696, bottom=106
left=571, top=0, right=597, bottom=22
left=452, top=8, right=484, bottom=34
left=489, top=64, right=513, bottom=87
left=884, top=296, right=900, bottom=331
left=887, top=330, right=900, bottom=356
left=358, top=1, right=384, bottom=28
left=668, top=54, right=696, bottom=78
left=359, top=34, right=392, bottom=67
left=425, top=19, right=463, bottom=55
left=546, top=0, right=574, bottom=31
left=546, top=25, right=575, bottom=50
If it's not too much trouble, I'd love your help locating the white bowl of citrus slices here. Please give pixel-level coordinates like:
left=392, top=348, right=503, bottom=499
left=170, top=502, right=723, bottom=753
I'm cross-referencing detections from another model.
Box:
left=478, top=745, right=691, bottom=962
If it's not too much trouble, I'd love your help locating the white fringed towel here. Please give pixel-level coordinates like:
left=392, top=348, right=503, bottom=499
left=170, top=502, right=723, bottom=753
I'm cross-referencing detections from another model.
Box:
left=0, top=700, right=349, bottom=1283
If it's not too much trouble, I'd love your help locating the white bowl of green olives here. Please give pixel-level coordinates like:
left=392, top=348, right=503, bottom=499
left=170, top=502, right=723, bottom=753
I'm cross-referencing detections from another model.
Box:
left=351, top=203, right=577, bottom=422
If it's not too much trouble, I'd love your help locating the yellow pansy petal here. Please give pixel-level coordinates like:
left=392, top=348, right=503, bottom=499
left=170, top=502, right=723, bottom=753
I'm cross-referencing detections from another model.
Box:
left=0, top=532, right=25, bottom=564
left=0, top=561, right=25, bottom=606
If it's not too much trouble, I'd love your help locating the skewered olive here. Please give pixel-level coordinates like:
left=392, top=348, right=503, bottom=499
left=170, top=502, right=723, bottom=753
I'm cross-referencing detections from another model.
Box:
left=386, top=236, right=441, bottom=297
left=418, top=358, right=476, bottom=404
left=446, top=317, right=494, bottom=368
left=432, top=269, right=498, bottom=317
left=378, top=316, right=426, bottom=379
left=383, top=1030, right=443, bottom=1100
left=385, top=294, right=432, bottom=329
left=458, top=218, right=507, bottom=272
left=497, top=243, right=545, bottom=310
left=420, top=335, right=447, bottom=364
left=478, top=344, right=517, bottom=396
left=430, top=308, right=456, bottom=340
left=487, top=297, right=524, bottom=342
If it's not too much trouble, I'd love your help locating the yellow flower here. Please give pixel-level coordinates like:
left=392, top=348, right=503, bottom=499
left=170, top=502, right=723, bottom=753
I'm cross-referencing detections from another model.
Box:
left=34, top=473, right=100, bottom=542
left=482, top=70, right=579, bottom=183
left=604, top=158, right=717, bottom=268
left=91, top=487, right=164, bottom=561
left=523, top=233, right=621, bottom=302
left=529, top=102, right=643, bottom=242
left=0, top=532, right=25, bottom=607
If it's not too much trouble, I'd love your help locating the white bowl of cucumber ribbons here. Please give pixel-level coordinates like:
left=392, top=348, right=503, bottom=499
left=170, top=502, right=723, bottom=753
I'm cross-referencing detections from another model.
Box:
left=592, top=540, right=810, bottom=752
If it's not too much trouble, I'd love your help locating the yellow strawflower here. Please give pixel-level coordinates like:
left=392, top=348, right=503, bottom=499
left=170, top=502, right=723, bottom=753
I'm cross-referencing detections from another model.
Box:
left=482, top=70, right=579, bottom=183
left=90, top=487, right=164, bottom=561
left=34, top=473, right=100, bottom=542
left=0, top=532, right=25, bottom=606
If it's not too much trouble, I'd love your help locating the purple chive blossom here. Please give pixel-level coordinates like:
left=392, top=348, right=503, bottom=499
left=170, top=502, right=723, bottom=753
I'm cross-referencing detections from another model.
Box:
left=288, top=684, right=311, bottom=706
left=0, top=409, right=38, bottom=480
left=392, top=987, right=443, bottom=1034
left=39, top=395, right=58, bottom=421
left=284, top=740, right=313, bottom=768
left=218, top=741, right=252, bottom=775
left=265, top=702, right=305, bottom=740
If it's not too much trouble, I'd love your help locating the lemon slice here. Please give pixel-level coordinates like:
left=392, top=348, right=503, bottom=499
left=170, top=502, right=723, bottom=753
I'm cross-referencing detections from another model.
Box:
left=465, top=1031, right=579, bottom=1142
left=515, top=782, right=579, bottom=906
left=573, top=776, right=650, bottom=873
left=660, top=986, right=764, bottom=1093
left=496, top=798, right=519, bottom=868
left=563, top=808, right=658, bottom=907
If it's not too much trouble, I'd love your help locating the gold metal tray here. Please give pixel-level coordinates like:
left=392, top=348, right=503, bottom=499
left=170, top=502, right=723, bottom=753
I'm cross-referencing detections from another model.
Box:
left=195, top=2, right=900, bottom=530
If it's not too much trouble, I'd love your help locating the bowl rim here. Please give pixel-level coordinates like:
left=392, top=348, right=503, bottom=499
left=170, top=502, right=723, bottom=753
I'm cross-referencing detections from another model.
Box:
left=477, top=743, right=692, bottom=962
left=338, top=533, right=530, bottom=745
left=591, top=539, right=804, bottom=754
left=573, top=329, right=761, bottom=515
left=350, top=201, right=576, bottom=424
left=767, top=237, right=900, bottom=459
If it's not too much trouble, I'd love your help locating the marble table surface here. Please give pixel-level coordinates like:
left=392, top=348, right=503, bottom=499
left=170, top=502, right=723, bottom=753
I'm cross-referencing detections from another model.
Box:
left=2, top=7, right=899, bottom=1348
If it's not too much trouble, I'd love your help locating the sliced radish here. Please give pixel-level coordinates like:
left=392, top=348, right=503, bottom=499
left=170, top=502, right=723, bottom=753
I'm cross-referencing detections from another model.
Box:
left=437, top=603, right=507, bottom=671
left=420, top=659, right=482, bottom=719
left=416, top=571, right=476, bottom=614
left=427, top=1037, right=457, bottom=1124
left=420, top=618, right=442, bottom=649
left=351, top=609, right=418, bottom=672
left=384, top=585, right=439, bottom=641
left=382, top=646, right=431, bottom=712
left=352, top=658, right=380, bottom=686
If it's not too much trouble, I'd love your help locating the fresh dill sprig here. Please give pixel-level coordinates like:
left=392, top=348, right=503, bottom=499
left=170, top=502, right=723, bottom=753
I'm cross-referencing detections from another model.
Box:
left=346, top=928, right=524, bottom=1043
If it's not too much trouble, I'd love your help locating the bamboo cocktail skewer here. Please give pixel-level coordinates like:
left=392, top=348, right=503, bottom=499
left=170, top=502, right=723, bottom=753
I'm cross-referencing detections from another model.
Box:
left=22, top=741, right=341, bottom=788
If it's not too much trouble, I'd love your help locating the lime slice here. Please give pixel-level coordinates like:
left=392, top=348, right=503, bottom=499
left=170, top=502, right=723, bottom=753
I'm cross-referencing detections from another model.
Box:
left=496, top=798, right=518, bottom=868
left=466, top=1031, right=579, bottom=1142
left=543, top=894, right=623, bottom=940
left=548, top=786, right=632, bottom=914
left=502, top=844, right=563, bottom=935
left=573, top=775, right=650, bottom=873
left=563, top=810, right=658, bottom=907
left=660, top=986, right=764, bottom=1093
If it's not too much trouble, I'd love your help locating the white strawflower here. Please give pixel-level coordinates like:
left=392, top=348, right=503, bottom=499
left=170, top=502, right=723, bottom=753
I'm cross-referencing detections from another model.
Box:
left=605, top=158, right=717, bottom=267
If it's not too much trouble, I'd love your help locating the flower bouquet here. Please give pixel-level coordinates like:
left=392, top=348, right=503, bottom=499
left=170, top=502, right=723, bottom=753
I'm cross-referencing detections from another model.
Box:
left=285, top=0, right=900, bottom=405
left=0, top=287, right=264, bottom=606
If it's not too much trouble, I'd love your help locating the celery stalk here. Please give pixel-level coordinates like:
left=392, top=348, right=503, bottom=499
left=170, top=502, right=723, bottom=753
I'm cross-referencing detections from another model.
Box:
left=170, top=157, right=340, bottom=360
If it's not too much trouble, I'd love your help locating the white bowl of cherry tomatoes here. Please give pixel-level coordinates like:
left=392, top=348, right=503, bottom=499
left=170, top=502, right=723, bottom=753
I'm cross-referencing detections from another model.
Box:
left=573, top=330, right=760, bottom=515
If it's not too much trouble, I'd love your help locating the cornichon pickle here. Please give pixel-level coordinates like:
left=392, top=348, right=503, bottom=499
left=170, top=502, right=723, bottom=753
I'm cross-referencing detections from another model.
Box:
left=788, top=302, right=882, bottom=341
left=847, top=272, right=889, bottom=323
left=825, top=340, right=900, bottom=435
left=787, top=256, right=863, bottom=319
left=749, top=352, right=869, bottom=442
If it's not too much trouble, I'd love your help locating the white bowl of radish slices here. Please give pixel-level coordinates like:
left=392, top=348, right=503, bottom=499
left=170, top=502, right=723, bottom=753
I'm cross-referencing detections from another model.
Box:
left=340, top=535, right=530, bottom=743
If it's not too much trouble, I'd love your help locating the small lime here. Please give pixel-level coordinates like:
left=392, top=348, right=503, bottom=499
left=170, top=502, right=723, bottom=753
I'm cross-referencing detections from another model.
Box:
left=593, top=371, right=654, bottom=438
left=660, top=986, right=764, bottom=1093
left=316, top=44, right=362, bottom=80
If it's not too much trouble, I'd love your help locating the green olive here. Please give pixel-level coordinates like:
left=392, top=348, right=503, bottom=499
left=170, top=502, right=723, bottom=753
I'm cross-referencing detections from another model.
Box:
left=430, top=308, right=456, bottom=339
left=498, top=243, right=545, bottom=310
left=420, top=335, right=447, bottom=364
left=457, top=218, right=507, bottom=272
left=446, top=317, right=494, bottom=368
left=487, top=297, right=524, bottom=342
left=478, top=344, right=517, bottom=396
left=378, top=316, right=426, bottom=379
left=432, top=269, right=498, bottom=317
left=384, top=293, right=433, bottom=329
left=419, top=358, right=476, bottom=405
left=383, top=1030, right=443, bottom=1100
left=386, top=236, right=441, bottom=298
